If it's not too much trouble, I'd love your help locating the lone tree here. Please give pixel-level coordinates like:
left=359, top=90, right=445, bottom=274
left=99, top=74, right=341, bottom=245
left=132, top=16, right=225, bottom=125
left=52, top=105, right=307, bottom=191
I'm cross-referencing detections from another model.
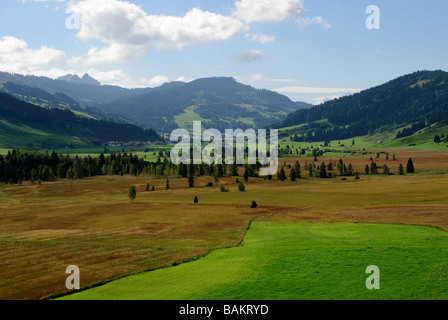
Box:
left=406, top=158, right=415, bottom=173
left=128, top=185, right=137, bottom=201
left=238, top=181, right=246, bottom=192
left=251, top=200, right=258, bottom=208
left=244, top=167, right=249, bottom=183
left=166, top=179, right=170, bottom=190
left=290, top=168, right=297, bottom=181
left=398, top=163, right=405, bottom=175
left=188, top=173, right=194, bottom=188
left=319, top=162, right=327, bottom=178
left=194, top=196, right=198, bottom=204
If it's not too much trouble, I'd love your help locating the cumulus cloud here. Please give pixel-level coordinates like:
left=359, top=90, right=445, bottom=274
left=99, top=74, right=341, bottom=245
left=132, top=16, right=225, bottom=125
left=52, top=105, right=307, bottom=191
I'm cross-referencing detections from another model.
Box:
left=140, top=75, right=170, bottom=87
left=68, top=0, right=247, bottom=65
left=233, top=0, right=303, bottom=23
left=232, top=49, right=264, bottom=62
left=0, top=36, right=65, bottom=74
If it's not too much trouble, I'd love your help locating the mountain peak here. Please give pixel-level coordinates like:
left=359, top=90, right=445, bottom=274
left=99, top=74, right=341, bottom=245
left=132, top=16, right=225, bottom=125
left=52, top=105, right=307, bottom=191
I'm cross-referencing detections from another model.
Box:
left=58, top=73, right=101, bottom=86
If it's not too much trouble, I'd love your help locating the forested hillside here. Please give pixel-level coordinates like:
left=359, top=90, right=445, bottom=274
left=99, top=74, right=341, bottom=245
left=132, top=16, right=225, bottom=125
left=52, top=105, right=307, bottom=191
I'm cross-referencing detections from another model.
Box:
left=275, top=70, right=448, bottom=142
left=0, top=92, right=160, bottom=148
left=103, top=77, right=311, bottom=132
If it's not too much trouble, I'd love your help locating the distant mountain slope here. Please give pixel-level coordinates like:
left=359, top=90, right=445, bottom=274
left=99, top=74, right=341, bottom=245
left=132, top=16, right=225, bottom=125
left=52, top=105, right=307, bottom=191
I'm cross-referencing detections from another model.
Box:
left=0, top=92, right=160, bottom=148
left=0, top=82, right=135, bottom=124
left=0, top=71, right=150, bottom=108
left=103, top=77, right=312, bottom=132
left=274, top=70, right=448, bottom=142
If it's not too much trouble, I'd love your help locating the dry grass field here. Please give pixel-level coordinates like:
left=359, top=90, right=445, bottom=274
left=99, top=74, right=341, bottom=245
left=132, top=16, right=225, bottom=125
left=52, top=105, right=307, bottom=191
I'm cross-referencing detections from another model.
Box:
left=0, top=148, right=447, bottom=299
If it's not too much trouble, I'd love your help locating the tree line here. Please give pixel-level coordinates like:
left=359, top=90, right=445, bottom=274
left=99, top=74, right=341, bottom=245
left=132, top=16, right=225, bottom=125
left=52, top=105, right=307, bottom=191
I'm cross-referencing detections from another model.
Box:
left=0, top=149, right=415, bottom=185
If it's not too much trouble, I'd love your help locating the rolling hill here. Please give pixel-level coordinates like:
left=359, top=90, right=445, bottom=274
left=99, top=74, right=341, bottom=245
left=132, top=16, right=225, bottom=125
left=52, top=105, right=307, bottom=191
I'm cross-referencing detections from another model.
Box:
left=102, top=77, right=311, bottom=132
left=275, top=70, right=448, bottom=142
left=0, top=91, right=160, bottom=149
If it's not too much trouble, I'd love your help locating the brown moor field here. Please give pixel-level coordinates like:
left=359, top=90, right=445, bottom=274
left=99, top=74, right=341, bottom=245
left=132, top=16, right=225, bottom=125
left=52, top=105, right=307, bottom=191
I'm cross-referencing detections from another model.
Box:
left=0, top=148, right=447, bottom=299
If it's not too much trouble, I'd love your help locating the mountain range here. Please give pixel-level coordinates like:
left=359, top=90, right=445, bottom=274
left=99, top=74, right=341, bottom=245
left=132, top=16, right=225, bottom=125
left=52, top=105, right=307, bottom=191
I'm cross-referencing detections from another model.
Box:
left=0, top=72, right=312, bottom=133
left=1, top=69, right=447, bottom=149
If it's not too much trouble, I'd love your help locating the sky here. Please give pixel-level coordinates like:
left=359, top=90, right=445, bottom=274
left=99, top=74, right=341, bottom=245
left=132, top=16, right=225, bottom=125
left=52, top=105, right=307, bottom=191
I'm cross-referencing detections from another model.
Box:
left=0, top=0, right=447, bottom=104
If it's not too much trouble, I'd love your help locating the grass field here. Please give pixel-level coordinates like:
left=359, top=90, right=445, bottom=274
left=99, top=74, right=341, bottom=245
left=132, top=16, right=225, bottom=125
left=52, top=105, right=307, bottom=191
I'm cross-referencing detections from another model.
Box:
left=59, top=221, right=448, bottom=300
left=1, top=149, right=448, bottom=300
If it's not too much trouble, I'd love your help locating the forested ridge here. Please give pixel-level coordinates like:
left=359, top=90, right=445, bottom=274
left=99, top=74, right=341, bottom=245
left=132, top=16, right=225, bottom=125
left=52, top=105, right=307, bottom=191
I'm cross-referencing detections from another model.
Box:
left=275, top=70, right=448, bottom=141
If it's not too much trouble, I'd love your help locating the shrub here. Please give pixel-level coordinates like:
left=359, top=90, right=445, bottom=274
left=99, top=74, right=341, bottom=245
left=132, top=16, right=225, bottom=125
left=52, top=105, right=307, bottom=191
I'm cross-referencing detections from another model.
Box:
left=251, top=201, right=258, bottom=208
left=128, top=185, right=137, bottom=201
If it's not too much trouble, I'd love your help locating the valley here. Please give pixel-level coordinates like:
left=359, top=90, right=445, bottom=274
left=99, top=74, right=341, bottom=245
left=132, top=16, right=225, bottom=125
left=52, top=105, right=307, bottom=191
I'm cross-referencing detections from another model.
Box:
left=0, top=70, right=447, bottom=301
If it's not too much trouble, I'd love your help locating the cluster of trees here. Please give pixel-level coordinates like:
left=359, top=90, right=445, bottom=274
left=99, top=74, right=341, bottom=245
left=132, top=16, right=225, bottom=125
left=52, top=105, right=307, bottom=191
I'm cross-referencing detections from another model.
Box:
left=396, top=121, right=426, bottom=139
left=274, top=158, right=415, bottom=181
left=434, top=135, right=448, bottom=143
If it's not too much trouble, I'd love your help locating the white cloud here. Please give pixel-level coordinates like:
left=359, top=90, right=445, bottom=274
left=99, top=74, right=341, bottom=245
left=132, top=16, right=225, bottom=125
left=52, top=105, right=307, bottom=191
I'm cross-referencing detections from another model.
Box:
left=233, top=0, right=303, bottom=23
left=176, top=76, right=194, bottom=83
left=250, top=73, right=267, bottom=81
left=297, top=16, right=332, bottom=29
left=140, top=75, right=170, bottom=87
left=0, top=36, right=65, bottom=75
left=65, top=0, right=329, bottom=66
left=232, top=49, right=264, bottom=61
left=274, top=86, right=362, bottom=94
left=250, top=74, right=296, bottom=82
left=271, top=78, right=296, bottom=82
left=312, top=95, right=343, bottom=105
left=250, top=34, right=276, bottom=44
left=68, top=0, right=247, bottom=65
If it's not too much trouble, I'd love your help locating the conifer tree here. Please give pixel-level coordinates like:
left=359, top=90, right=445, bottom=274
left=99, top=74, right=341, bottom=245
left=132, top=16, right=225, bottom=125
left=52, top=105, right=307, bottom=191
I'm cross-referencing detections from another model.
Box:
left=406, top=158, right=415, bottom=173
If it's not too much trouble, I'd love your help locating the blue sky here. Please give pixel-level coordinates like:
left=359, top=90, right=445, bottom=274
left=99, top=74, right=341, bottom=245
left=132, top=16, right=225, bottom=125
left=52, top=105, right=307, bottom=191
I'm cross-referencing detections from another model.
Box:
left=0, top=0, right=447, bottom=104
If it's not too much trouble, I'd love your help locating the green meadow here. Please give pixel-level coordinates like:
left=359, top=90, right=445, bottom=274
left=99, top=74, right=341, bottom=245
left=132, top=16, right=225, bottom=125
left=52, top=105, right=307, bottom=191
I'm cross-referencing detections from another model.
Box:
left=60, top=221, right=448, bottom=300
